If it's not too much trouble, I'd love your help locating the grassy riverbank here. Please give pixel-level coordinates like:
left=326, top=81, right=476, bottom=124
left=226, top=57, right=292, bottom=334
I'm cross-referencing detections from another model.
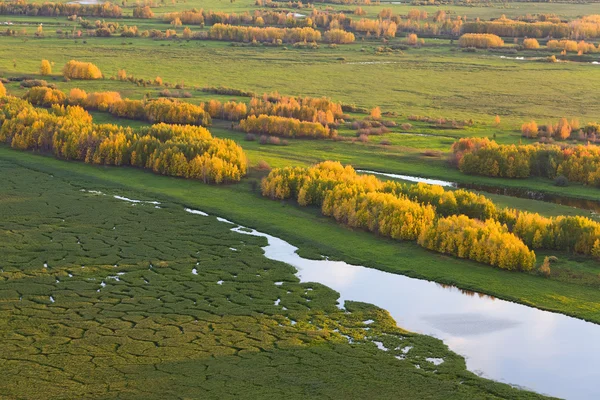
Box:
left=3, top=146, right=599, bottom=326
left=0, top=152, right=552, bottom=399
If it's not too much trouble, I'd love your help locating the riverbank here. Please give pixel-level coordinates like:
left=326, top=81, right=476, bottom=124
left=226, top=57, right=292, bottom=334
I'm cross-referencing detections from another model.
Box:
left=0, top=154, right=552, bottom=399
left=3, top=146, right=600, bottom=326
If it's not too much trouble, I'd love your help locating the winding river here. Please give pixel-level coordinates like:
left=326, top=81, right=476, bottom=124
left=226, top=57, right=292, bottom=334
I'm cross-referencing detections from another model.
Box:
left=228, top=222, right=600, bottom=400
left=107, top=192, right=600, bottom=400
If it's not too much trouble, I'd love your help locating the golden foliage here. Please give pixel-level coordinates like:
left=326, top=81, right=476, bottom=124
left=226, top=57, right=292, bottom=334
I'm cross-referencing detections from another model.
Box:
left=0, top=96, right=246, bottom=184
left=324, top=29, right=355, bottom=44
left=522, top=38, right=540, bottom=49
left=209, top=23, right=321, bottom=43
left=261, top=161, right=536, bottom=270
left=23, top=87, right=67, bottom=107
left=458, top=33, right=504, bottom=48
left=40, top=59, right=52, bottom=76
left=239, top=115, right=331, bottom=138
left=62, top=60, right=102, bottom=80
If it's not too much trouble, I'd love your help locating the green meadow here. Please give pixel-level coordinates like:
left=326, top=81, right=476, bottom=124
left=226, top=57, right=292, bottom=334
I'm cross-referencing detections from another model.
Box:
left=1, top=0, right=600, bottom=397
left=0, top=153, right=551, bottom=399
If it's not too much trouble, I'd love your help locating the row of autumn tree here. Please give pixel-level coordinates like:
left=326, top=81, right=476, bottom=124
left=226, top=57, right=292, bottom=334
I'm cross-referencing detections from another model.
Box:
left=23, top=87, right=344, bottom=138
left=262, top=161, right=600, bottom=269
left=206, top=95, right=343, bottom=125
left=452, top=137, right=600, bottom=186
left=163, top=7, right=464, bottom=38
left=0, top=1, right=122, bottom=17
left=462, top=14, right=600, bottom=39
left=261, top=161, right=536, bottom=270
left=24, top=87, right=212, bottom=126
left=0, top=96, right=247, bottom=183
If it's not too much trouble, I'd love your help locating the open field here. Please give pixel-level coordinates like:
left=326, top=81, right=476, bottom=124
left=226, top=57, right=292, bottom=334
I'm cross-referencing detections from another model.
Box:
left=0, top=154, right=551, bottom=399
left=1, top=36, right=599, bottom=125
left=2, top=0, right=600, bottom=397
left=3, top=147, right=600, bottom=326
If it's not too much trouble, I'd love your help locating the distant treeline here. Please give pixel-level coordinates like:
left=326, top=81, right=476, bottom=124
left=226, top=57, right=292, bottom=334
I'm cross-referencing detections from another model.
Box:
left=462, top=15, right=600, bottom=39
left=0, top=1, right=122, bottom=17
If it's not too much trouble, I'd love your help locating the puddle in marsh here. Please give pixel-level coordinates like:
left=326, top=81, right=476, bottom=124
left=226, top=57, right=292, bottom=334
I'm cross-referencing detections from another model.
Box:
left=358, top=170, right=600, bottom=214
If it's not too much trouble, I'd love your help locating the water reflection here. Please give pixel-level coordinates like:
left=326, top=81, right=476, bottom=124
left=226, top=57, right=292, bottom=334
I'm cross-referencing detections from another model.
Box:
left=231, top=225, right=600, bottom=400
left=435, top=283, right=496, bottom=300
left=357, top=169, right=455, bottom=187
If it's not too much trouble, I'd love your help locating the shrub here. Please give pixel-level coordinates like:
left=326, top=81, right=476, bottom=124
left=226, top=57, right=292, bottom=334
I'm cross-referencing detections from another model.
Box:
left=20, top=79, right=54, bottom=89
left=539, top=257, right=551, bottom=277
left=521, top=120, right=538, bottom=138
left=23, top=87, right=66, bottom=107
left=523, top=38, right=540, bottom=49
left=62, top=60, right=102, bottom=80
left=555, top=175, right=569, bottom=187
left=268, top=136, right=281, bottom=145
left=257, top=160, right=271, bottom=170
left=458, top=33, right=504, bottom=49
left=40, top=59, right=52, bottom=75
left=324, top=29, right=355, bottom=44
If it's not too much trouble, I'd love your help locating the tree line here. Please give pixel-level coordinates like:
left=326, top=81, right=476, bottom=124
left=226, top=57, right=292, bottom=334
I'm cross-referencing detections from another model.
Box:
left=547, top=39, right=599, bottom=54
left=239, top=115, right=332, bottom=138
left=261, top=161, right=536, bottom=270
left=452, top=137, right=600, bottom=187
left=208, top=23, right=322, bottom=43
left=204, top=95, right=343, bottom=125
left=462, top=14, right=600, bottom=39
left=23, top=86, right=344, bottom=128
left=0, top=1, right=122, bottom=17
left=163, top=9, right=313, bottom=28
left=23, top=87, right=212, bottom=127
left=0, top=96, right=246, bottom=183
left=263, top=161, right=600, bottom=260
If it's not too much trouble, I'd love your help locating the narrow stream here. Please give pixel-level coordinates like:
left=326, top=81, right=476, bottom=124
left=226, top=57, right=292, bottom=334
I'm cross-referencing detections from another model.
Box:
left=357, top=170, right=600, bottom=214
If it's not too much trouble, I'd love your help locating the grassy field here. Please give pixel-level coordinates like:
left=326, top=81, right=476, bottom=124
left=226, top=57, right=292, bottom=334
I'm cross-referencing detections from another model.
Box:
left=1, top=35, right=599, bottom=125
left=0, top=153, right=552, bottom=399
left=2, top=2, right=600, bottom=397
left=3, top=147, right=600, bottom=327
